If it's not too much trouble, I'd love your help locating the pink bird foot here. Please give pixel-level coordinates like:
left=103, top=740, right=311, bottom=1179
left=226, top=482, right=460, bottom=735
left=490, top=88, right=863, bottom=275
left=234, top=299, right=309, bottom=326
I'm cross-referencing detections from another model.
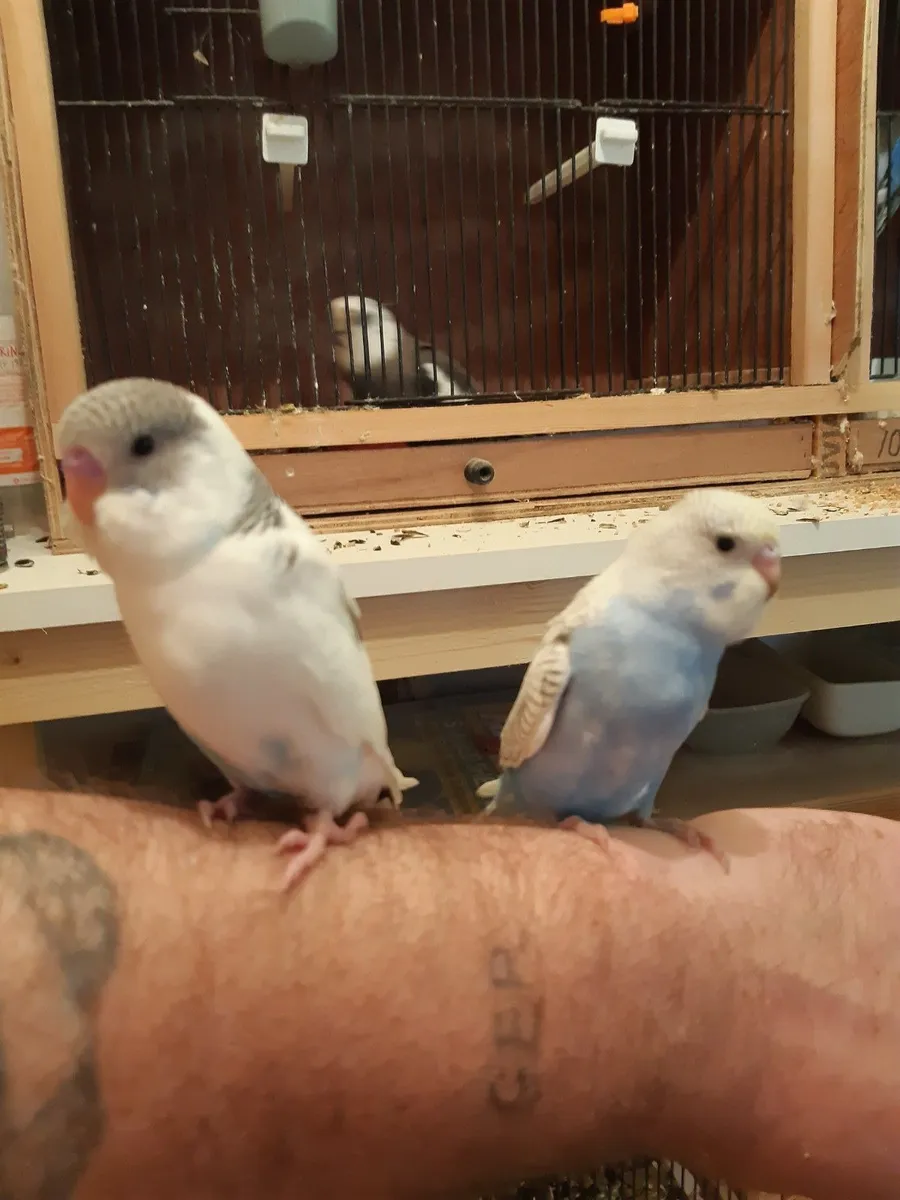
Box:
left=198, top=786, right=250, bottom=830
left=627, top=813, right=730, bottom=873
left=277, top=810, right=370, bottom=892
left=559, top=815, right=613, bottom=853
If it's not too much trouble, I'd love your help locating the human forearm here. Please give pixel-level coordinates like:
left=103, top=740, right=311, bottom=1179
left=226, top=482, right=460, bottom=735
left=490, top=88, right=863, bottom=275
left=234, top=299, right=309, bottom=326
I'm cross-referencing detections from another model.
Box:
left=0, top=790, right=668, bottom=1200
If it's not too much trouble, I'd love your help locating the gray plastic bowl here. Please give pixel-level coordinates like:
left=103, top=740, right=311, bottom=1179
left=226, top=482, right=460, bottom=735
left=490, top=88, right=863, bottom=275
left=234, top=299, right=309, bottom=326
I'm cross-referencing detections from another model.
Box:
left=686, top=639, right=811, bottom=756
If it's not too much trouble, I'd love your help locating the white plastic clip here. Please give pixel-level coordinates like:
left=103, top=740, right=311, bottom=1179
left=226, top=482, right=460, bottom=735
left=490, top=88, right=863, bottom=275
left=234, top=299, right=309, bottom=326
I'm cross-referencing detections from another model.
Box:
left=261, top=113, right=309, bottom=213
left=593, top=116, right=638, bottom=166
left=525, top=115, right=638, bottom=205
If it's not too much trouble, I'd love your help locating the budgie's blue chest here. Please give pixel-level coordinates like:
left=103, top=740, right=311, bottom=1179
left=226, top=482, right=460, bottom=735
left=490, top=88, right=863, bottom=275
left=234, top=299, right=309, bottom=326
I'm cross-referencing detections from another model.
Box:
left=503, top=592, right=723, bottom=823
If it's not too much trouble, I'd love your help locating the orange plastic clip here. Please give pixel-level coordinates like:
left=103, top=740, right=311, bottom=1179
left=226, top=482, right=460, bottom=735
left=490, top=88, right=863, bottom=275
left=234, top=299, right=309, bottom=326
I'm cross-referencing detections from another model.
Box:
left=599, top=3, right=639, bottom=25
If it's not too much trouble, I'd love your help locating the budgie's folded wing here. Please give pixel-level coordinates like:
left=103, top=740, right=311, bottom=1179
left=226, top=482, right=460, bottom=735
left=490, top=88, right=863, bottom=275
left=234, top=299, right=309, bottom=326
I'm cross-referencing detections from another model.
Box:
left=498, top=636, right=572, bottom=770
left=498, top=575, right=612, bottom=771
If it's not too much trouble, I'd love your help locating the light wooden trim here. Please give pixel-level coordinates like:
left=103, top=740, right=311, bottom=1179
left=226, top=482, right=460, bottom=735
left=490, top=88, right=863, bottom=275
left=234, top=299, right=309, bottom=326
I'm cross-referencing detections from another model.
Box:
left=832, top=0, right=869, bottom=373
left=791, top=0, right=838, bottom=385
left=0, top=0, right=80, bottom=542
left=255, top=423, right=813, bottom=514
left=0, top=0, right=85, bottom=417
left=849, top=417, right=900, bottom=472
left=3, top=546, right=900, bottom=723
left=843, top=0, right=880, bottom=392
left=87, top=385, right=848, bottom=452
left=0, top=721, right=45, bottom=788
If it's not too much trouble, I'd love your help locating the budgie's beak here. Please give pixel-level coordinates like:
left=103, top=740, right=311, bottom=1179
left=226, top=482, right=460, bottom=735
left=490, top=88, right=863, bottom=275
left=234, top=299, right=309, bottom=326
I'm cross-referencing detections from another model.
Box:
left=60, top=445, right=107, bottom=527
left=752, top=545, right=781, bottom=597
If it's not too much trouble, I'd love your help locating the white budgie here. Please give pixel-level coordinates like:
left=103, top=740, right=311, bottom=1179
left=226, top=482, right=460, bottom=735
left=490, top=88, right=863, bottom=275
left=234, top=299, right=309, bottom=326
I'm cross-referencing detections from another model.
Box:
left=476, top=490, right=782, bottom=869
left=58, top=378, right=416, bottom=890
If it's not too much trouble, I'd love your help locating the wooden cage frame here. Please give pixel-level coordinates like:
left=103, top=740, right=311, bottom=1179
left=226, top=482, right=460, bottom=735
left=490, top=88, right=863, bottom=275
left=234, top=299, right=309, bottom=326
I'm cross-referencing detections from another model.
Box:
left=0, top=0, right=897, bottom=548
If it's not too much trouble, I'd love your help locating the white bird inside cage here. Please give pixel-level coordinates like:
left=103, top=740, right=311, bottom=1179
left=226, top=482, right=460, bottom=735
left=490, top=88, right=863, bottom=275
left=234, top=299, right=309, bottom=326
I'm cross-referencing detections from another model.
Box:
left=329, top=296, right=477, bottom=404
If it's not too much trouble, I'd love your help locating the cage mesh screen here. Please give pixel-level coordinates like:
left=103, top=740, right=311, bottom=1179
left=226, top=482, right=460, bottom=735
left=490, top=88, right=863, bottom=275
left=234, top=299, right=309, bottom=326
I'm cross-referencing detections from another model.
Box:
left=872, top=0, right=900, bottom=379
left=44, top=0, right=793, bottom=411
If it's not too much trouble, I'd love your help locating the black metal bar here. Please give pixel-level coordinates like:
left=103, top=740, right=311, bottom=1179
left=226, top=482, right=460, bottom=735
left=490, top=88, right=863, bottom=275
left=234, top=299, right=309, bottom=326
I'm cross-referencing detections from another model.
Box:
left=412, top=0, right=438, bottom=401
left=147, top=0, right=195, bottom=391
left=397, top=0, right=420, bottom=396
left=553, top=0, right=565, bottom=391
left=764, top=0, right=777, bottom=383
left=778, top=0, right=792, bottom=383
left=106, top=0, right=157, bottom=374
left=373, top=0, right=400, bottom=400
left=693, top=1, right=703, bottom=387
left=355, top=0, right=387, bottom=395
left=633, top=0, right=644, bottom=389
left=649, top=20, right=659, bottom=385
left=621, top=2, right=631, bottom=390
left=129, top=0, right=175, bottom=383
left=483, top=0, right=504, bottom=395
left=518, top=0, right=536, bottom=391
left=602, top=19, right=614, bottom=393
left=751, top=0, right=762, bottom=382
left=584, top=0, right=597, bottom=393
left=468, top=0, right=489, bottom=390
left=448, top=2, right=472, bottom=394
left=722, top=2, right=731, bottom=382
left=223, top=8, right=265, bottom=404
left=736, top=0, right=746, bottom=382
left=706, top=0, right=716, bottom=386
left=681, top=5, right=690, bottom=386
left=208, top=7, right=247, bottom=409
left=501, top=0, right=519, bottom=394
left=568, top=0, right=580, bottom=389
left=81, top=0, right=142, bottom=381
left=431, top=0, right=457, bottom=398
left=535, top=0, right=552, bottom=391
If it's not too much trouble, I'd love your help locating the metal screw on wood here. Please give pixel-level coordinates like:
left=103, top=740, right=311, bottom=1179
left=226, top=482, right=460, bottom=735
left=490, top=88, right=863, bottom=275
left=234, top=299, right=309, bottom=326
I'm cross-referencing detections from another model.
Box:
left=464, top=458, right=495, bottom=485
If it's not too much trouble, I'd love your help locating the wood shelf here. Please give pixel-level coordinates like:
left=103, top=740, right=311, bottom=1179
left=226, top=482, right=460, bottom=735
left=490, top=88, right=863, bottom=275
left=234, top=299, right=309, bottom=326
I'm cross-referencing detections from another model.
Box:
left=658, top=722, right=900, bottom=822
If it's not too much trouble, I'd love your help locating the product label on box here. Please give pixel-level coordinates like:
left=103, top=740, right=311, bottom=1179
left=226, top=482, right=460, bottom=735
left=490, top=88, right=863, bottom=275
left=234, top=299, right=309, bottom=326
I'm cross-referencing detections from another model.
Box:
left=0, top=314, right=38, bottom=486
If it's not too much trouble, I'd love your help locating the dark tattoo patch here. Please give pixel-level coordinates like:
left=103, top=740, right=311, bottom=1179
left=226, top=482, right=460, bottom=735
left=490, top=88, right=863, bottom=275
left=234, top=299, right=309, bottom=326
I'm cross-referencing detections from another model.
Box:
left=486, top=937, right=543, bottom=1114
left=229, top=468, right=286, bottom=536
left=0, top=832, right=119, bottom=1199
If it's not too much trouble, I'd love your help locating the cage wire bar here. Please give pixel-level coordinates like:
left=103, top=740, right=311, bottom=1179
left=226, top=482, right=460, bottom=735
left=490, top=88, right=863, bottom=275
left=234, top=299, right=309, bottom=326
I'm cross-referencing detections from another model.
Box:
left=871, top=0, right=900, bottom=379
left=43, top=0, right=794, bottom=414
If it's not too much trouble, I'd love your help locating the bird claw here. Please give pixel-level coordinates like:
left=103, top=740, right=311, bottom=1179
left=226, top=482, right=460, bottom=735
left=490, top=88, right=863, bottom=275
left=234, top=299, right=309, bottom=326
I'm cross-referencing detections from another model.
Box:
left=559, top=815, right=613, bottom=852
left=629, top=813, right=730, bottom=874
left=277, top=810, right=370, bottom=892
left=198, top=787, right=247, bottom=830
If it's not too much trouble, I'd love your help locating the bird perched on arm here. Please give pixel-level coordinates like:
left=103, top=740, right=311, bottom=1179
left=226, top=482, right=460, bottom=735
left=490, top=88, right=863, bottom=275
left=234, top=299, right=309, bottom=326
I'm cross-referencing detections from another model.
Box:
left=476, top=490, right=782, bottom=869
left=330, top=295, right=477, bottom=403
left=57, top=377, right=417, bottom=891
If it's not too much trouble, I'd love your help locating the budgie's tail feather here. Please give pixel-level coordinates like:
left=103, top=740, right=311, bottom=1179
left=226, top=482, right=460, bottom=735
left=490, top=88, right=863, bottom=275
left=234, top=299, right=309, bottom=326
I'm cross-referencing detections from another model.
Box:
left=476, top=777, right=501, bottom=801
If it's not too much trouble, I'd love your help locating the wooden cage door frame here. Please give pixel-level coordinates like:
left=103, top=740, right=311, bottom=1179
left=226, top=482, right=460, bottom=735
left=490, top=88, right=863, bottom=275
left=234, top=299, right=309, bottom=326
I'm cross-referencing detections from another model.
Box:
left=791, top=0, right=838, bottom=388
left=0, top=0, right=85, bottom=541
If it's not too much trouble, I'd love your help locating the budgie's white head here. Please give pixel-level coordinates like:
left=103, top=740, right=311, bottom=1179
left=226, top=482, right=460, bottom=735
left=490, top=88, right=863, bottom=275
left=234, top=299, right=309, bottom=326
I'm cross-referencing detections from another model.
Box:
left=58, top=377, right=268, bottom=581
left=624, top=488, right=781, bottom=645
left=330, top=295, right=401, bottom=377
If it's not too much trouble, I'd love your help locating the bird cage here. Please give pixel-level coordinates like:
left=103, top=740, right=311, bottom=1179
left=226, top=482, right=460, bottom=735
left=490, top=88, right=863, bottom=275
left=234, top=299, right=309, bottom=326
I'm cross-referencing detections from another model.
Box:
left=0, top=0, right=887, bottom=546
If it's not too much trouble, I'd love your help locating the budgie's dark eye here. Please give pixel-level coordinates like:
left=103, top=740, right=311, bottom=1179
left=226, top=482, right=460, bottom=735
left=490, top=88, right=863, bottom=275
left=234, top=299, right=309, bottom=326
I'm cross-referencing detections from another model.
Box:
left=131, top=434, right=156, bottom=458
left=715, top=535, right=736, bottom=553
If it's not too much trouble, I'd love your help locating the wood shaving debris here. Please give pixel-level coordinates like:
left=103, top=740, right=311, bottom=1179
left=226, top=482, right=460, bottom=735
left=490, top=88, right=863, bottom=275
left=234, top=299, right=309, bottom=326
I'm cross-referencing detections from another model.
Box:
left=193, top=48, right=209, bottom=66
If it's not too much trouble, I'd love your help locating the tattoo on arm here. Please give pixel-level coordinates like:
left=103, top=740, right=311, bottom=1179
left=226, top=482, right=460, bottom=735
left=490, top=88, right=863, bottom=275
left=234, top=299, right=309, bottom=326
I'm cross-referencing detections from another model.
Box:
left=0, top=832, right=119, bottom=1200
left=486, top=937, right=544, bottom=1114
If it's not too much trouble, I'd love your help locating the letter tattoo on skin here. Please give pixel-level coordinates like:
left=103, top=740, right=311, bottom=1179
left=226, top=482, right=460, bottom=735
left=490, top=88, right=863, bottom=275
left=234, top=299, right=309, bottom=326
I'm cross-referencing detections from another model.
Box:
left=486, top=936, right=544, bottom=1114
left=0, top=832, right=119, bottom=1200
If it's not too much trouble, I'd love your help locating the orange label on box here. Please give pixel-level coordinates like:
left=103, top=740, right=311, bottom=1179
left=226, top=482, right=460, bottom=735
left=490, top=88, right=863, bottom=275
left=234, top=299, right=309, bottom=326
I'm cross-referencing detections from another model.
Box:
left=0, top=425, right=38, bottom=477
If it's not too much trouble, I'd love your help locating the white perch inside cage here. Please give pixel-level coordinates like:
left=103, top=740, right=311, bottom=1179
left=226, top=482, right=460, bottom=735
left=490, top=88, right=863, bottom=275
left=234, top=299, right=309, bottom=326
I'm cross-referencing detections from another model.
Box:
left=261, top=112, right=309, bottom=213
left=525, top=116, right=638, bottom=205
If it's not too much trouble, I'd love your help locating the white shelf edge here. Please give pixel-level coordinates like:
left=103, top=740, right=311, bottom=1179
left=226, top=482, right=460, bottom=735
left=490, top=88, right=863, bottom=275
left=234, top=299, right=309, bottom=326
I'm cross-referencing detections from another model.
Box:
left=2, top=486, right=900, bottom=634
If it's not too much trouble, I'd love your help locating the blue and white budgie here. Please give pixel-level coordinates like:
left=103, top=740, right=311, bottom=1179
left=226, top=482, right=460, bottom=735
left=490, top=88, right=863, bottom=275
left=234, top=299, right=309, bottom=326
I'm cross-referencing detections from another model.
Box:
left=876, top=125, right=900, bottom=241
left=57, top=378, right=417, bottom=891
left=476, top=490, right=782, bottom=868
